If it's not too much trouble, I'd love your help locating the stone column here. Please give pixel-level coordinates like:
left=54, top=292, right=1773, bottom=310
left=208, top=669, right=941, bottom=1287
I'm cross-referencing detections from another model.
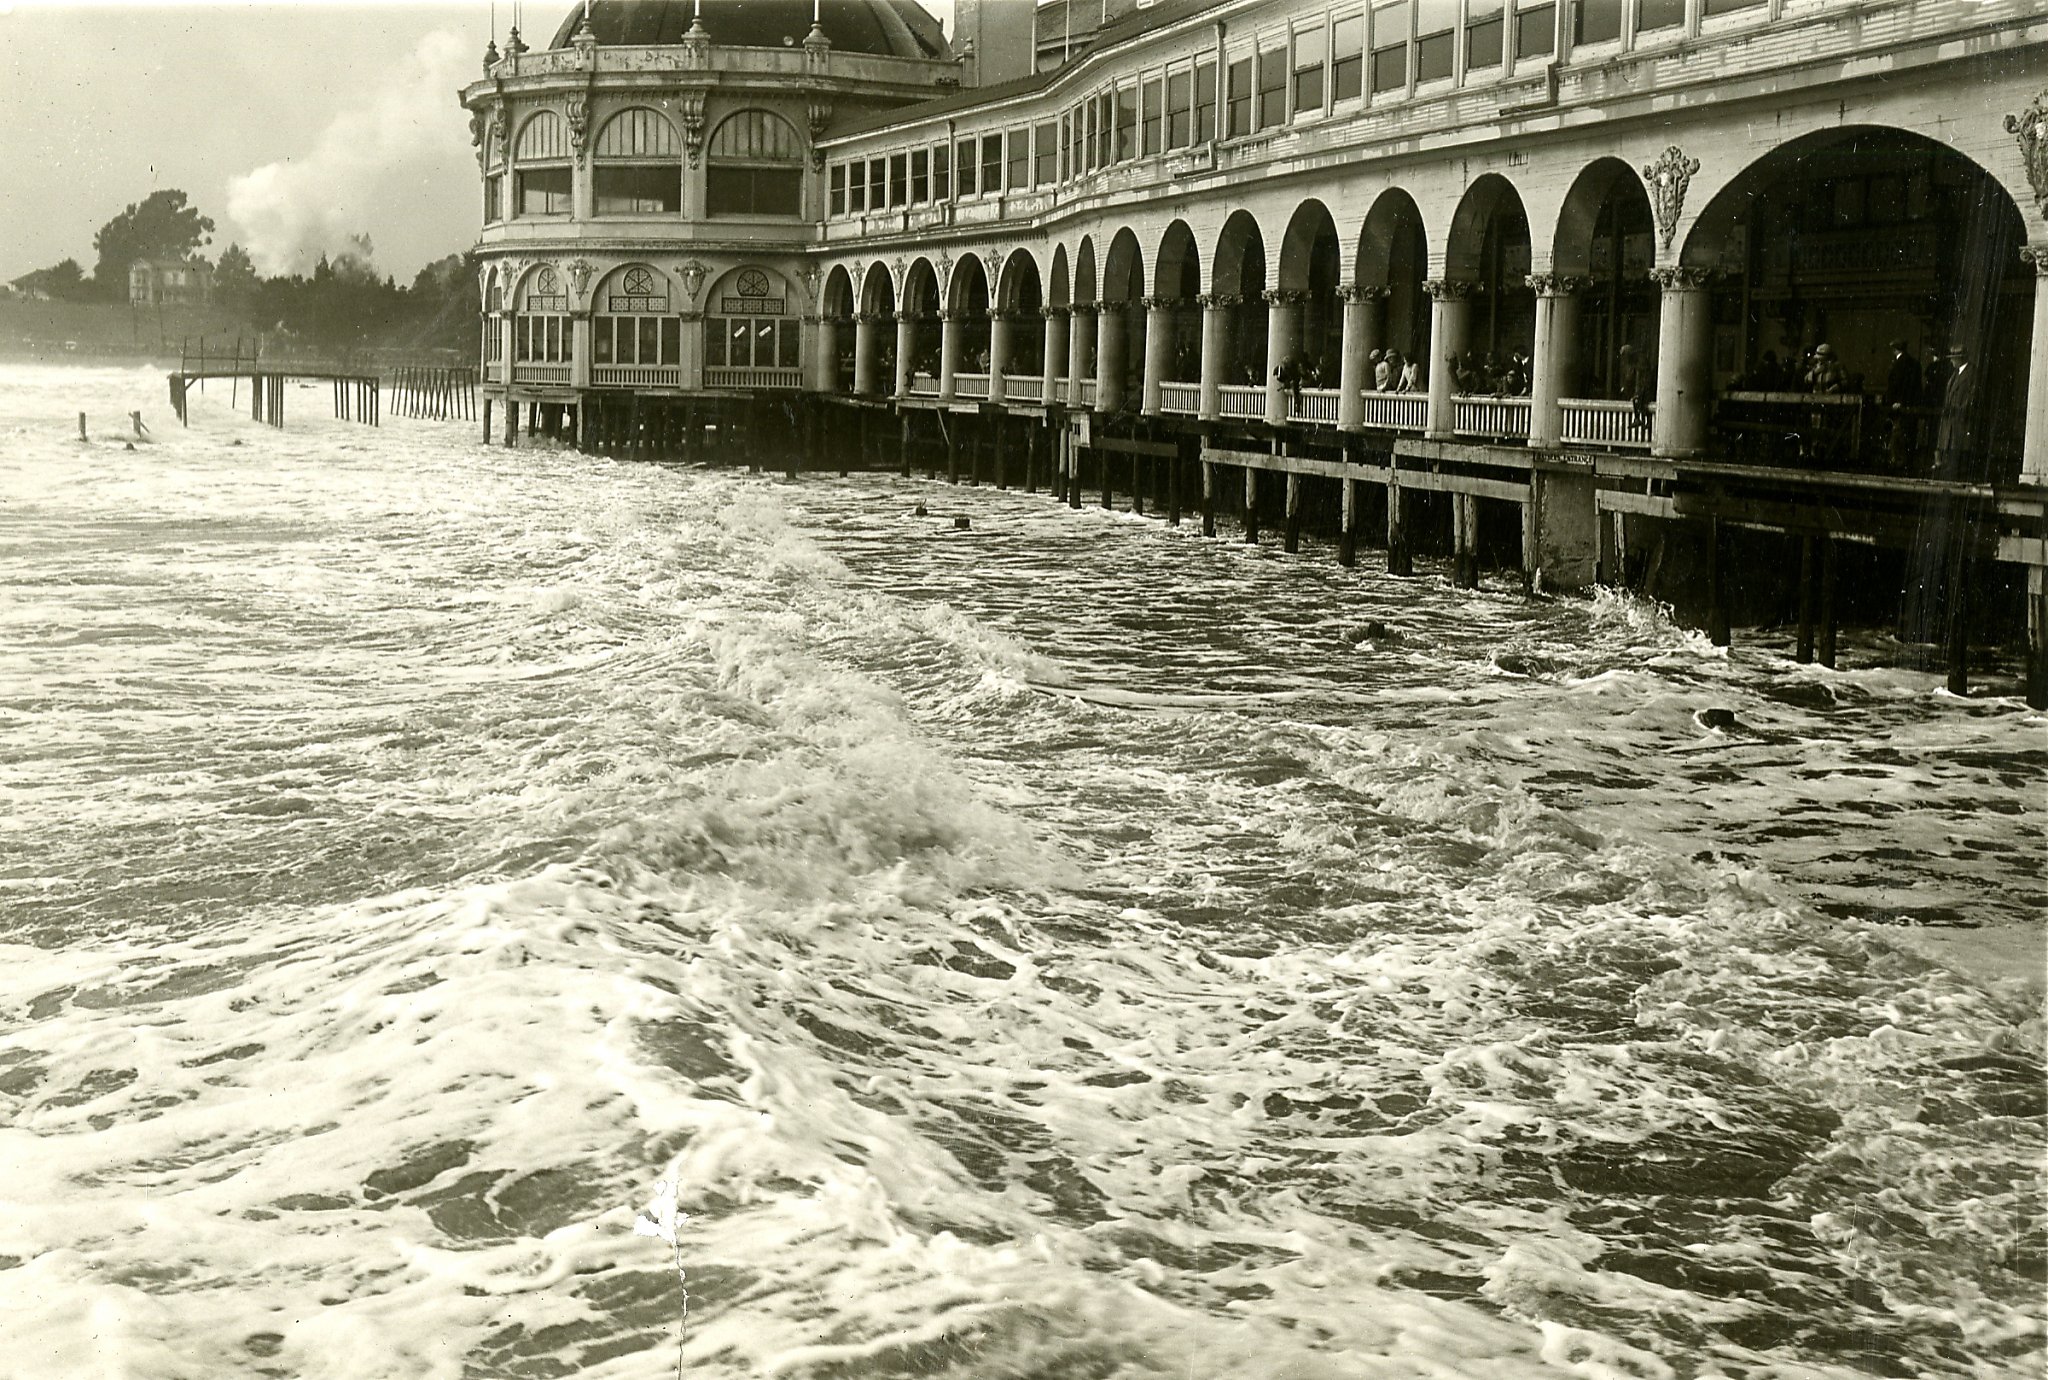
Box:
left=1527, top=274, right=1583, bottom=449
left=812, top=315, right=839, bottom=393
left=989, top=310, right=1014, bottom=404
left=1264, top=289, right=1305, bottom=426
left=1650, top=266, right=1715, bottom=458
left=1424, top=279, right=1474, bottom=439
left=1068, top=303, right=1094, bottom=405
left=1141, top=297, right=1173, bottom=415
left=853, top=312, right=882, bottom=396
left=1042, top=306, right=1069, bottom=405
left=2023, top=246, right=2048, bottom=486
left=939, top=310, right=961, bottom=403
left=1095, top=304, right=1125, bottom=412
left=894, top=312, right=917, bottom=398
left=1198, top=293, right=1234, bottom=422
left=1336, top=284, right=1387, bottom=432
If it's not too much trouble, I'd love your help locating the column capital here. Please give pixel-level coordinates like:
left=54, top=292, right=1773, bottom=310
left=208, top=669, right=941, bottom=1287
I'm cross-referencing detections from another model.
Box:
left=852, top=311, right=890, bottom=325
left=989, top=308, right=1020, bottom=323
left=2021, top=244, right=2048, bottom=276
left=1264, top=288, right=1310, bottom=307
left=801, top=313, right=825, bottom=325
left=1197, top=292, right=1241, bottom=309
left=1338, top=283, right=1392, bottom=303
left=1648, top=265, right=1716, bottom=292
left=1041, top=304, right=1070, bottom=320
left=1070, top=300, right=1098, bottom=315
left=678, top=309, right=704, bottom=322
left=1525, top=272, right=1589, bottom=297
left=1423, top=278, right=1477, bottom=301
left=1141, top=295, right=1176, bottom=311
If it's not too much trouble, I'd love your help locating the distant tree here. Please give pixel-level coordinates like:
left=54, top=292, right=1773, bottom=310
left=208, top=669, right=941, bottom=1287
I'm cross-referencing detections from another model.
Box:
left=213, top=243, right=259, bottom=312
left=93, top=190, right=214, bottom=295
left=12, top=258, right=89, bottom=300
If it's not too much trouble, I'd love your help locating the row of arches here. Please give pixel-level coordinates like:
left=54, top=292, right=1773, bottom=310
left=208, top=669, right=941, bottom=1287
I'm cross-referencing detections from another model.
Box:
left=818, top=127, right=2033, bottom=465
left=498, top=105, right=804, bottom=165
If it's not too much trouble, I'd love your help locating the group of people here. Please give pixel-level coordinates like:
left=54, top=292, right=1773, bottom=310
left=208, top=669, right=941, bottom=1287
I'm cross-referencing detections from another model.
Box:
left=1368, top=349, right=1422, bottom=393
left=1446, top=349, right=1534, bottom=398
left=1731, top=340, right=1961, bottom=403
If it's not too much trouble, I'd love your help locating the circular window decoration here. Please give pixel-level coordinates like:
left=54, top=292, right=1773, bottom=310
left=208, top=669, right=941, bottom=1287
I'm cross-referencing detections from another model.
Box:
left=737, top=269, right=770, bottom=298
left=623, top=266, right=655, bottom=297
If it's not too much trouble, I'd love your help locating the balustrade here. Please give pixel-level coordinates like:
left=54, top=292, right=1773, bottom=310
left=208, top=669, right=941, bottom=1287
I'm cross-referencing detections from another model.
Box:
left=511, top=363, right=571, bottom=385
left=955, top=373, right=991, bottom=399
left=704, top=366, right=804, bottom=390
left=1287, top=388, right=1341, bottom=424
left=1159, top=381, right=1200, bottom=415
left=1453, top=395, right=1532, bottom=441
left=1218, top=384, right=1264, bottom=419
left=1074, top=378, right=1098, bottom=406
left=1560, top=398, right=1653, bottom=450
left=592, top=364, right=681, bottom=389
left=1358, top=391, right=1426, bottom=432
left=1006, top=376, right=1043, bottom=403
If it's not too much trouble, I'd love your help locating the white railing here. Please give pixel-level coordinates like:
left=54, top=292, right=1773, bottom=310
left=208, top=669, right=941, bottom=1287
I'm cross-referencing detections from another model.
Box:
left=1359, top=391, right=1426, bottom=432
left=704, top=366, right=803, bottom=390
left=1074, top=378, right=1098, bottom=407
left=1561, top=398, right=1653, bottom=450
left=1005, top=375, right=1043, bottom=402
left=955, top=372, right=991, bottom=399
left=591, top=364, right=681, bottom=389
left=1052, top=378, right=1070, bottom=404
left=1159, top=381, right=1201, bottom=415
left=1218, top=384, right=1264, bottom=419
left=1454, top=394, right=1533, bottom=441
left=908, top=374, right=941, bottom=396
left=1289, top=388, right=1341, bottom=424
left=511, top=363, right=571, bottom=385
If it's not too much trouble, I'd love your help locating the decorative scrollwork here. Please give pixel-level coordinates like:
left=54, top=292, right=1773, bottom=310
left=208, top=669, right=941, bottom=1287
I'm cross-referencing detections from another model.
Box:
left=1648, top=265, right=1715, bottom=291
left=1422, top=279, right=1476, bottom=301
left=2007, top=95, right=2048, bottom=218
left=1642, top=145, right=1702, bottom=252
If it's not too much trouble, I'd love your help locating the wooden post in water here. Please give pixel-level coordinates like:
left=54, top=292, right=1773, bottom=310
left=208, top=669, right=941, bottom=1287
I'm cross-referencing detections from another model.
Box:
left=1706, top=515, right=1731, bottom=648
left=1131, top=454, right=1144, bottom=516
left=483, top=397, right=493, bottom=445
left=1387, top=478, right=1411, bottom=576
left=1200, top=458, right=1216, bottom=537
left=1818, top=536, right=1838, bottom=669
left=1242, top=467, right=1259, bottom=543
left=2027, top=570, right=2048, bottom=711
left=1167, top=442, right=1182, bottom=527
left=1283, top=472, right=1302, bottom=554
left=1339, top=475, right=1358, bottom=567
left=1796, top=535, right=1817, bottom=664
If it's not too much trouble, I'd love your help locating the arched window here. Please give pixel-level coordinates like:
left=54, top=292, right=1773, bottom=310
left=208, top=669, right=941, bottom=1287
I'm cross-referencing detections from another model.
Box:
left=515, top=266, right=570, bottom=365
left=515, top=111, right=571, bottom=217
left=483, top=276, right=504, bottom=366
left=704, top=266, right=800, bottom=377
left=705, top=110, right=804, bottom=218
left=593, top=266, right=681, bottom=376
left=594, top=108, right=681, bottom=216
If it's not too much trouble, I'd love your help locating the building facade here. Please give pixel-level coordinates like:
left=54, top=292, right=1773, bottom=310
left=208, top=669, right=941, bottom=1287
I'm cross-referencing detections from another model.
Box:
left=130, top=259, right=214, bottom=308
left=464, top=0, right=2048, bottom=698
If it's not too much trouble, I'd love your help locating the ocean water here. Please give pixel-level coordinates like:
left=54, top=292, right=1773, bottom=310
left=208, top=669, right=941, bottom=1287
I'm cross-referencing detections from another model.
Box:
left=0, top=362, right=2041, bottom=1380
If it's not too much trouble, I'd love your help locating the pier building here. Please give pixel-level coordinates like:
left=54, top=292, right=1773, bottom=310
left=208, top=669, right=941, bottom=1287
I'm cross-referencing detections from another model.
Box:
left=462, top=0, right=2048, bottom=704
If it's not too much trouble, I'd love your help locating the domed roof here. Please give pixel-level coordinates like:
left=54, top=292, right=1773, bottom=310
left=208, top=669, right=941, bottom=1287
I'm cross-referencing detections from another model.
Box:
left=549, top=1, right=949, bottom=59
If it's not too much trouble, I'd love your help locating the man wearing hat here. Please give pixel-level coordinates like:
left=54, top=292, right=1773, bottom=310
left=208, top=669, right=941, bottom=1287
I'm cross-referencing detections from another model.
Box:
left=1884, top=338, right=1921, bottom=471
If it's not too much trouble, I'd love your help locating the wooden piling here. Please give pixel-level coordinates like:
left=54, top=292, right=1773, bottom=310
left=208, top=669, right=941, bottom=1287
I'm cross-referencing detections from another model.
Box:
left=1242, top=468, right=1259, bottom=543
left=1200, top=458, right=1216, bottom=537
left=1283, top=473, right=1302, bottom=554
left=1338, top=475, right=1358, bottom=567
left=1167, top=443, right=1182, bottom=527
left=1706, top=516, right=1731, bottom=648
left=1387, top=479, right=1411, bottom=576
left=1818, top=536, right=1838, bottom=669
left=1796, top=535, right=1816, bottom=664
left=1131, top=454, right=1144, bottom=516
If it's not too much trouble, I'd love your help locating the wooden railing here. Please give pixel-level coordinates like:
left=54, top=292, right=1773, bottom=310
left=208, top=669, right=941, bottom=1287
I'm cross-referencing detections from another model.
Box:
left=1288, top=388, right=1341, bottom=424
left=955, top=372, right=991, bottom=399
left=1454, top=394, right=1532, bottom=441
left=1051, top=378, right=1070, bottom=404
left=1005, top=375, right=1043, bottom=402
left=511, top=362, right=571, bottom=385
left=1218, top=384, right=1265, bottom=419
left=591, top=364, right=680, bottom=389
left=1561, top=398, right=1652, bottom=449
left=704, top=365, right=802, bottom=390
left=908, top=374, right=942, bottom=396
left=1159, top=381, right=1201, bottom=415
left=1074, top=378, right=1098, bottom=407
left=1359, top=391, right=1426, bottom=432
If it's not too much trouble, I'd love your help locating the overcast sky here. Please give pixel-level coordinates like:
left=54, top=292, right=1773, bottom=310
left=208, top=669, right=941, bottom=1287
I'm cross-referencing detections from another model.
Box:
left=0, top=0, right=955, bottom=286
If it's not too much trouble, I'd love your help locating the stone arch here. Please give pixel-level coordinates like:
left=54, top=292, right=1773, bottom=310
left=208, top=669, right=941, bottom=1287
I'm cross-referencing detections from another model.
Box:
left=1356, top=188, right=1428, bottom=287
left=1153, top=221, right=1203, bottom=383
left=1445, top=174, right=1530, bottom=281
left=859, top=260, right=896, bottom=317
left=823, top=265, right=857, bottom=318
left=1552, top=158, right=1651, bottom=277
left=1049, top=243, right=1072, bottom=309
left=1211, top=209, right=1267, bottom=297
left=901, top=257, right=943, bottom=378
left=999, top=249, right=1043, bottom=313
left=514, top=110, right=569, bottom=162
left=946, top=252, right=991, bottom=319
left=901, top=257, right=941, bottom=317
left=1073, top=236, right=1098, bottom=305
left=1101, top=228, right=1146, bottom=304
left=1551, top=158, right=1657, bottom=398
left=1277, top=199, right=1340, bottom=294
left=996, top=250, right=1045, bottom=377
left=1445, top=174, right=1536, bottom=383
left=594, top=106, right=681, bottom=159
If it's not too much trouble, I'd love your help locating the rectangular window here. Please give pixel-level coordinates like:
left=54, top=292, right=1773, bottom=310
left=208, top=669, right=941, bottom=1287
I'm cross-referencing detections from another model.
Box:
left=889, top=153, right=908, bottom=206
left=868, top=158, right=887, bottom=208
left=848, top=162, right=867, bottom=212
left=1007, top=127, right=1028, bottom=190
left=956, top=139, right=977, bottom=195
left=516, top=167, right=570, bottom=216
left=706, top=167, right=801, bottom=217
left=1059, top=112, right=1072, bottom=178
left=1574, top=0, right=1621, bottom=44
left=981, top=133, right=1004, bottom=191
left=830, top=164, right=847, bottom=215
left=1195, top=61, right=1217, bottom=141
left=1116, top=84, right=1137, bottom=160
left=706, top=320, right=727, bottom=368
left=934, top=144, right=950, bottom=199
left=1081, top=102, right=1095, bottom=171
left=1466, top=0, right=1504, bottom=68
left=1226, top=56, right=1253, bottom=137
left=1639, top=0, right=1684, bottom=28
left=1142, top=79, right=1163, bottom=155
left=1516, top=1, right=1556, bottom=54
left=661, top=317, right=679, bottom=363
left=1333, top=14, right=1364, bottom=100
left=778, top=322, right=800, bottom=369
left=484, top=174, right=501, bottom=223
left=594, top=166, right=681, bottom=215
left=911, top=148, right=929, bottom=202
left=1372, top=1, right=1410, bottom=91
left=1417, top=0, right=1455, bottom=79
left=1294, top=26, right=1326, bottom=114
left=1035, top=121, right=1057, bottom=185
left=1166, top=69, right=1192, bottom=147
left=1702, top=0, right=1764, bottom=13
left=1098, top=91, right=1115, bottom=164
left=1257, top=44, right=1286, bottom=127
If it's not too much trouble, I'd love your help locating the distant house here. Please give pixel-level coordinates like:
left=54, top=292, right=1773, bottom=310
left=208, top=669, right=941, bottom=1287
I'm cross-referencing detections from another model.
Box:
left=130, top=258, right=212, bottom=307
